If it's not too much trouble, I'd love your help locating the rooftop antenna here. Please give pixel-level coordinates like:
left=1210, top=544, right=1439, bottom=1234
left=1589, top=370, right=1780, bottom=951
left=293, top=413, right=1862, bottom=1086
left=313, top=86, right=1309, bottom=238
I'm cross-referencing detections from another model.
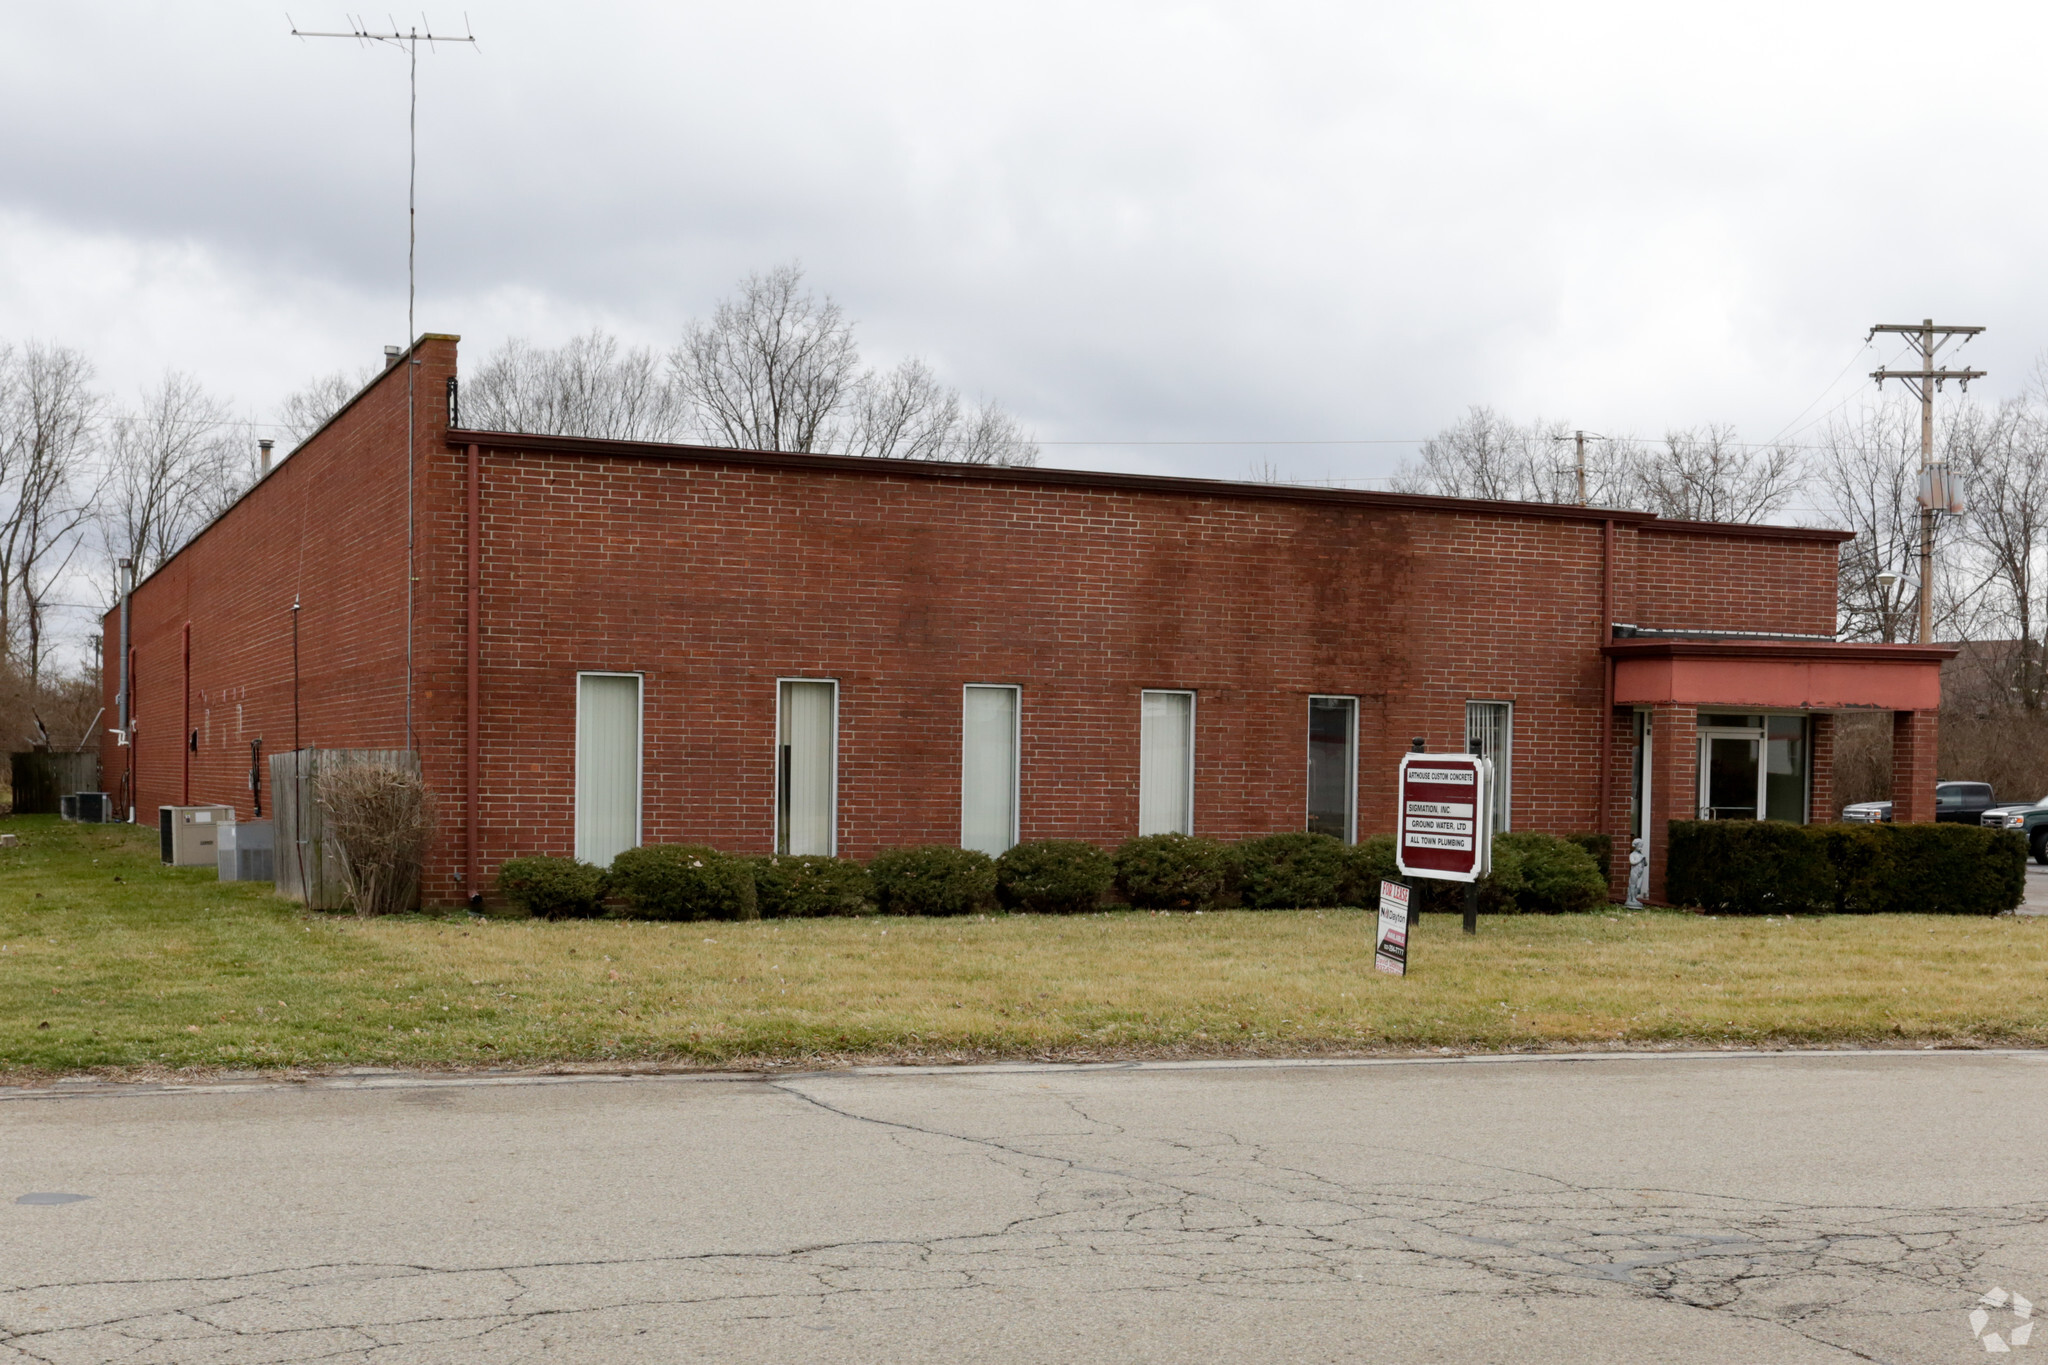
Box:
left=288, top=14, right=478, bottom=753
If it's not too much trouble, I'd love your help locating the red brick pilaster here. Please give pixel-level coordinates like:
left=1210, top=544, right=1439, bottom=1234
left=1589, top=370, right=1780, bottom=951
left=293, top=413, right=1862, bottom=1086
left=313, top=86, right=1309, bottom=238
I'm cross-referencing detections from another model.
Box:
left=1893, top=709, right=1938, bottom=824
left=1808, top=712, right=1834, bottom=823
left=1647, top=703, right=1698, bottom=904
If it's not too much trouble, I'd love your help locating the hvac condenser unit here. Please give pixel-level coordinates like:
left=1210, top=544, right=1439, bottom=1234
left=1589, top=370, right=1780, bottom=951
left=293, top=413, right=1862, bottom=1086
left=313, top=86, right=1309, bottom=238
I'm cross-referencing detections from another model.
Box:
left=217, top=819, right=274, bottom=883
left=159, top=805, right=235, bottom=867
left=74, top=792, right=111, bottom=823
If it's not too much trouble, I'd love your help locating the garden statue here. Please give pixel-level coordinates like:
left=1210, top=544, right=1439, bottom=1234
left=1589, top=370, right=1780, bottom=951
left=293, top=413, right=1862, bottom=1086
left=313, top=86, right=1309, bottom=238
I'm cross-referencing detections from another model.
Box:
left=1625, top=836, right=1648, bottom=908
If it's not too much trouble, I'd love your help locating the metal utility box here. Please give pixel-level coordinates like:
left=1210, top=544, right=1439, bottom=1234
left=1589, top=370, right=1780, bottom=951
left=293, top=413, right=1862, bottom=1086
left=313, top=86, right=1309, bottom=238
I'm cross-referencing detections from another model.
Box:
left=74, top=792, right=112, bottom=823
left=217, top=819, right=274, bottom=883
left=159, top=805, right=235, bottom=867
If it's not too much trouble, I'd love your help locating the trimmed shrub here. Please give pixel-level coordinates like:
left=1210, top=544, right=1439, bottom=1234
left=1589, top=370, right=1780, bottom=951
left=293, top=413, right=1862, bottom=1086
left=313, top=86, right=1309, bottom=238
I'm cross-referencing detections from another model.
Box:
left=1665, top=821, right=1835, bottom=914
left=1233, top=832, right=1350, bottom=908
left=1497, top=832, right=1607, bottom=914
left=748, top=855, right=875, bottom=918
left=1339, top=834, right=1401, bottom=906
left=1565, top=832, right=1613, bottom=885
left=495, top=855, right=609, bottom=919
left=609, top=844, right=759, bottom=921
left=1837, top=822, right=2025, bottom=916
left=1666, top=820, right=2023, bottom=915
left=1114, top=833, right=1233, bottom=910
left=996, top=840, right=1115, bottom=914
left=870, top=846, right=997, bottom=916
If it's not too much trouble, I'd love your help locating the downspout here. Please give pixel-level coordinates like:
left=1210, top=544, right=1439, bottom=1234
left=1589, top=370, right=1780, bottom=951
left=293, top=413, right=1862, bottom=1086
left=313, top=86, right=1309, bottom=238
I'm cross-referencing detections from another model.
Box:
left=181, top=622, right=192, bottom=805
left=466, top=440, right=481, bottom=909
left=118, top=557, right=132, bottom=822
left=1598, top=519, right=1615, bottom=852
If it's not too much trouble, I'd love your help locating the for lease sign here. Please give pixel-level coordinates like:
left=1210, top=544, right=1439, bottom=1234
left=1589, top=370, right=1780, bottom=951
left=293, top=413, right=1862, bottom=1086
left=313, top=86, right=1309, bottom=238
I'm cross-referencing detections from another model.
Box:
left=1396, top=753, right=1490, bottom=883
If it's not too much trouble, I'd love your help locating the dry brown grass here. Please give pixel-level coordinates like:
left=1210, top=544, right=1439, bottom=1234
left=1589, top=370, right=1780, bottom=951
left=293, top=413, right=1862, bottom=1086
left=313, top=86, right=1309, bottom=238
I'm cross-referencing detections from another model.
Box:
left=5, top=817, right=2048, bottom=1080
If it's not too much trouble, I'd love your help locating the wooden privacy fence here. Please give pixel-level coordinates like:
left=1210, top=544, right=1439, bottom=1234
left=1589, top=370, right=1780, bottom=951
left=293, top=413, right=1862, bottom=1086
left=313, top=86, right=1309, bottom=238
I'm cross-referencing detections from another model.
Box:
left=270, top=748, right=421, bottom=910
left=8, top=750, right=100, bottom=815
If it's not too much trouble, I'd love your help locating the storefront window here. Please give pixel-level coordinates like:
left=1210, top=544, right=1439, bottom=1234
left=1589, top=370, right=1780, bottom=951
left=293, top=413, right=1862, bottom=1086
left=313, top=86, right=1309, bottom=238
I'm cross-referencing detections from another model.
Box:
left=1764, top=715, right=1808, bottom=822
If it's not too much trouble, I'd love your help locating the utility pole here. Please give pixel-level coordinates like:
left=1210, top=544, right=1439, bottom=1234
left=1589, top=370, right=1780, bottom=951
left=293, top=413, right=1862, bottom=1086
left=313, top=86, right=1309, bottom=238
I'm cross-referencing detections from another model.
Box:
left=1869, top=319, right=1983, bottom=646
left=289, top=17, right=477, bottom=754
left=1550, top=430, right=1602, bottom=505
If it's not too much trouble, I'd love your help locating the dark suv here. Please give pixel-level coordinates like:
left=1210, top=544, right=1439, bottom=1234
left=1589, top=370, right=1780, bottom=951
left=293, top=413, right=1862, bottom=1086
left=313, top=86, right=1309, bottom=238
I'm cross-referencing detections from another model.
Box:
left=1840, top=781, right=1997, bottom=826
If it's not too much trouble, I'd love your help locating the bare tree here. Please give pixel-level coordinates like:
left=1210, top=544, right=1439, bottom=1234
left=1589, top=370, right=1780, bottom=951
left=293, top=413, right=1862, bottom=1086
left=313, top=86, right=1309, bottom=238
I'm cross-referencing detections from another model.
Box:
left=103, top=372, right=247, bottom=583
left=1393, top=407, right=1628, bottom=504
left=0, top=343, right=104, bottom=691
left=673, top=264, right=861, bottom=453
left=1814, top=400, right=1935, bottom=642
left=1622, top=425, right=1802, bottom=523
left=276, top=366, right=376, bottom=447
left=463, top=330, right=688, bottom=442
left=842, top=357, right=1038, bottom=465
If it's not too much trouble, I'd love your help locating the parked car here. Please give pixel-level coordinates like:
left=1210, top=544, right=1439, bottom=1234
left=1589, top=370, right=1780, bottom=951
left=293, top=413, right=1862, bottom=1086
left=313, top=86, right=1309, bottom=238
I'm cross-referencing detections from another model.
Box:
left=1981, top=794, right=2048, bottom=864
left=1840, top=781, right=1998, bottom=827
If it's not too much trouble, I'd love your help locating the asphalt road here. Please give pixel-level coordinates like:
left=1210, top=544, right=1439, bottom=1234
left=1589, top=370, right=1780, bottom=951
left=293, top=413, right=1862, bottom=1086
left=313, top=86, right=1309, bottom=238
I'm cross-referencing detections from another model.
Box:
left=3, top=1051, right=2046, bottom=1364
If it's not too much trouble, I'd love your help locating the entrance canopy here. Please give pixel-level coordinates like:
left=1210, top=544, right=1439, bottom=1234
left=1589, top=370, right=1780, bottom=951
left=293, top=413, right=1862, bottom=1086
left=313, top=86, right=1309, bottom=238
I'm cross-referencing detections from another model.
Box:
left=1605, top=639, right=1956, bottom=711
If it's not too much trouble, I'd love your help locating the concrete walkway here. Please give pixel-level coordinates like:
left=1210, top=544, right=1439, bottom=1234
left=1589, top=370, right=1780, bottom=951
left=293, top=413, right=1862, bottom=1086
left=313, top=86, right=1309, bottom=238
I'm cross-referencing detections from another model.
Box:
left=5, top=1050, right=2046, bottom=1363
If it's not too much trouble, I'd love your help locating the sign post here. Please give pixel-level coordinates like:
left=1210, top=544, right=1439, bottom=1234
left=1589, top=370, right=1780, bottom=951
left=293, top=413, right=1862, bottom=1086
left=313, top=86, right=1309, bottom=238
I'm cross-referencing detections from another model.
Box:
left=1396, top=746, right=1494, bottom=936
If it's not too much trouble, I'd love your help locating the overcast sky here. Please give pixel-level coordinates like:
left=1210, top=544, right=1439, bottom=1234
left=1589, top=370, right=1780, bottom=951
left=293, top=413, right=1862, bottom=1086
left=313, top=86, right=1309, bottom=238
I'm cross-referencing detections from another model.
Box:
left=2, top=2, right=2042, bottom=495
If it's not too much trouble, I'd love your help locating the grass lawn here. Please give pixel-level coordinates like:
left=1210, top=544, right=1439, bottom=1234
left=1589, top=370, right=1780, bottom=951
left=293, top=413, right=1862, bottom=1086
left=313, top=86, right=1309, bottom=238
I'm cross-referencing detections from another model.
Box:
left=3, top=814, right=2046, bottom=1080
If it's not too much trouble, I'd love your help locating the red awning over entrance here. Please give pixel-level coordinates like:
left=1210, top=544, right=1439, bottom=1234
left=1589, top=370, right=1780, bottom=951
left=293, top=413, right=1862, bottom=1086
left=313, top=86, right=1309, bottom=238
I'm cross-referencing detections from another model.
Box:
left=1604, top=639, right=1957, bottom=711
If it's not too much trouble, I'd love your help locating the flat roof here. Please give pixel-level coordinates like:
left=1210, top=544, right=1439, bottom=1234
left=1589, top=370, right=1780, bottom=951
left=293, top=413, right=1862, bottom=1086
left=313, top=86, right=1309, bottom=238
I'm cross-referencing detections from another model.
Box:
left=447, top=428, right=1857, bottom=544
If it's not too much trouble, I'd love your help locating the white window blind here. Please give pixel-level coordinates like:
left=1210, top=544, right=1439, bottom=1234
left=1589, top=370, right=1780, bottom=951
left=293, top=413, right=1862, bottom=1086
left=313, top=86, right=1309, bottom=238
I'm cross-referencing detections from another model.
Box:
left=778, top=680, right=837, bottom=856
left=1307, top=695, right=1357, bottom=842
left=1465, top=700, right=1512, bottom=833
left=961, top=685, right=1019, bottom=857
left=1139, top=690, right=1194, bottom=835
left=575, top=673, right=641, bottom=866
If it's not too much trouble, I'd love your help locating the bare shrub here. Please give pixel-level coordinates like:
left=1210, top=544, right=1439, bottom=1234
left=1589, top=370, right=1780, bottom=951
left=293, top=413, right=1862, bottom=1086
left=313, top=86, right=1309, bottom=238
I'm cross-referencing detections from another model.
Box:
left=1939, top=709, right=2048, bottom=805
left=1832, top=712, right=1892, bottom=811
left=315, top=762, right=435, bottom=916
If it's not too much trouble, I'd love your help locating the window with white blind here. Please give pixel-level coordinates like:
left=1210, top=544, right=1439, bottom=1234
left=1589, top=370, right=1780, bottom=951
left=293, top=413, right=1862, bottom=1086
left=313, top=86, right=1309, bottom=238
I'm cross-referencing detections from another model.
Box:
left=575, top=672, right=642, bottom=866
left=1465, top=700, right=1512, bottom=833
left=961, top=685, right=1020, bottom=856
left=1139, top=690, right=1195, bottom=835
left=777, top=679, right=838, bottom=856
left=1307, top=695, right=1357, bottom=842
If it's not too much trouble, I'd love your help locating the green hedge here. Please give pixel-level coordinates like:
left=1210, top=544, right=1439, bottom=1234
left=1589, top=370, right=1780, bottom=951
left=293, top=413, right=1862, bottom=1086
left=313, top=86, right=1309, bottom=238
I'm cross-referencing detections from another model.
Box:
left=1114, top=833, right=1234, bottom=910
left=869, top=846, right=997, bottom=916
left=1565, top=832, right=1613, bottom=885
left=747, top=855, right=875, bottom=918
left=495, top=855, right=610, bottom=919
left=1666, top=820, right=2024, bottom=915
left=1340, top=835, right=1401, bottom=906
left=609, top=844, right=759, bottom=921
left=1233, top=832, right=1350, bottom=909
left=996, top=840, right=1115, bottom=914
left=1497, top=832, right=1607, bottom=914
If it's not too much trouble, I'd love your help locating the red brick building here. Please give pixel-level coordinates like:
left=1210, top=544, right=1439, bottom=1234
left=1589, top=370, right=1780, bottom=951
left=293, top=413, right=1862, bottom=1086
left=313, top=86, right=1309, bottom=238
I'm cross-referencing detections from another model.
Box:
left=104, top=335, right=1952, bottom=906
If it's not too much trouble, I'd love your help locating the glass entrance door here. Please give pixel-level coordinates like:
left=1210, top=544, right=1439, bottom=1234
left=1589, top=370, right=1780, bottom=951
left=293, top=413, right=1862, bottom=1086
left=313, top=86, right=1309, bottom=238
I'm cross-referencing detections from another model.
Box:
left=1697, top=713, right=1811, bottom=822
left=1699, top=731, right=1761, bottom=819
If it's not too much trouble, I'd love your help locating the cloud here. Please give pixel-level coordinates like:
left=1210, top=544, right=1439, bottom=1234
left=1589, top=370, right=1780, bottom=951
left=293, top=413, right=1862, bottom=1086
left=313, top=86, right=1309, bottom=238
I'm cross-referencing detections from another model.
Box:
left=2, top=0, right=2045, bottom=493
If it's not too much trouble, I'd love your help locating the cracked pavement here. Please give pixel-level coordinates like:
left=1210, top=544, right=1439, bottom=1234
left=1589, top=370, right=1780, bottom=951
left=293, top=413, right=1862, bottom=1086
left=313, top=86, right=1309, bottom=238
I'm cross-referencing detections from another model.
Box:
left=2, top=1051, right=2045, bottom=1362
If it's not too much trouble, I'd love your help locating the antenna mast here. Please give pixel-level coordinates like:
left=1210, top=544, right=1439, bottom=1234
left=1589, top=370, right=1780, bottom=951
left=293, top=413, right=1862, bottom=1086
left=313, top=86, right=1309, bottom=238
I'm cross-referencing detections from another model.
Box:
left=288, top=15, right=478, bottom=753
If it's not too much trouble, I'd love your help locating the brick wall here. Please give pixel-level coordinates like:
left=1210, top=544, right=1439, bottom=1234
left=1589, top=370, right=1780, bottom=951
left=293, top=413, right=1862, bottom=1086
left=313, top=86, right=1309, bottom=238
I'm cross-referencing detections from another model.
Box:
left=102, top=338, right=459, bottom=833
left=106, top=336, right=1858, bottom=906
